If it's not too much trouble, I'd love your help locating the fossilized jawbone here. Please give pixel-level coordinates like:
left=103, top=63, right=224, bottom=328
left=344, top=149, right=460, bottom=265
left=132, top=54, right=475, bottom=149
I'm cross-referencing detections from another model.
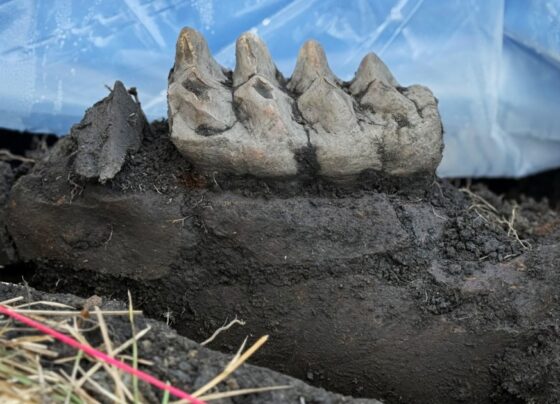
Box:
left=168, top=28, right=443, bottom=182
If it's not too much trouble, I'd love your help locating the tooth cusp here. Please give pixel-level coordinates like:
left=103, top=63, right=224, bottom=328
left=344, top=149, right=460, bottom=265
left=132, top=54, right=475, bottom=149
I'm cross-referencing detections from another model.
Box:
left=287, top=40, right=338, bottom=94
left=233, top=32, right=279, bottom=87
left=350, top=53, right=398, bottom=95
left=175, top=28, right=226, bottom=82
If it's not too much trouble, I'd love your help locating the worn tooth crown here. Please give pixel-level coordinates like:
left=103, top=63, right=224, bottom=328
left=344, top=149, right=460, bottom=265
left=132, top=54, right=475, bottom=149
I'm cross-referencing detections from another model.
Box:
left=175, top=28, right=226, bottom=82
left=233, top=32, right=279, bottom=87
left=287, top=40, right=338, bottom=94
left=167, top=27, right=443, bottom=183
left=350, top=53, right=398, bottom=95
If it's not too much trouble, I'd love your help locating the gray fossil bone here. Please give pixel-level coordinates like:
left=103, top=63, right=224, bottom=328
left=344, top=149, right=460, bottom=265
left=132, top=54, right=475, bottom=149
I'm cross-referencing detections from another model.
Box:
left=168, top=28, right=443, bottom=182
left=72, top=80, right=147, bottom=183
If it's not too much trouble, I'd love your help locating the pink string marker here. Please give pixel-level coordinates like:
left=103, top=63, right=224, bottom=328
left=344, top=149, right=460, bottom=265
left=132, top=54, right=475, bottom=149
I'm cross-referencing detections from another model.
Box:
left=0, top=304, right=205, bottom=404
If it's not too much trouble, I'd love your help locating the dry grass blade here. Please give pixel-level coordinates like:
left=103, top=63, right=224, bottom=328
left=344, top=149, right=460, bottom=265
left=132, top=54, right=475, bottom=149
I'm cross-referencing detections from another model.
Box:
left=0, top=324, right=94, bottom=404
left=0, top=297, right=24, bottom=306
left=72, top=326, right=151, bottom=388
left=64, top=349, right=84, bottom=404
left=199, top=385, right=292, bottom=401
left=0, top=293, right=281, bottom=403
left=10, top=309, right=141, bottom=316
left=201, top=317, right=246, bottom=346
left=192, top=335, right=269, bottom=398
left=15, top=301, right=75, bottom=309
left=74, top=367, right=123, bottom=403
left=93, top=306, right=130, bottom=402
left=127, top=290, right=141, bottom=403
left=460, top=187, right=532, bottom=250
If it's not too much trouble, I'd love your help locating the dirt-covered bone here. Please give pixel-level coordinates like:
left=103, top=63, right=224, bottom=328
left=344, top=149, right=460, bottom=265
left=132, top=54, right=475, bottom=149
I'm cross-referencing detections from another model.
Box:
left=72, top=81, right=147, bottom=183
left=6, top=110, right=560, bottom=403
left=0, top=161, right=15, bottom=265
left=168, top=27, right=443, bottom=182
left=7, top=26, right=560, bottom=404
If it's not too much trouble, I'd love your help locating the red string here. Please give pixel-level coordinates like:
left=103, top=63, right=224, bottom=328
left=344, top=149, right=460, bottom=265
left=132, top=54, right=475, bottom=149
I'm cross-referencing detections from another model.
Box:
left=0, top=304, right=205, bottom=404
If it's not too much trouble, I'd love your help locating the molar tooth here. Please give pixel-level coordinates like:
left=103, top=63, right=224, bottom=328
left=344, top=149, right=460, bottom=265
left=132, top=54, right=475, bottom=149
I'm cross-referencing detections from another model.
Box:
left=169, top=28, right=236, bottom=150
left=168, top=27, right=443, bottom=181
left=234, top=75, right=306, bottom=149
left=297, top=77, right=355, bottom=134
left=350, top=53, right=398, bottom=95
left=175, top=27, right=226, bottom=82
left=360, top=80, right=418, bottom=120
left=288, top=40, right=338, bottom=94
left=233, top=32, right=279, bottom=87
left=297, top=77, right=383, bottom=179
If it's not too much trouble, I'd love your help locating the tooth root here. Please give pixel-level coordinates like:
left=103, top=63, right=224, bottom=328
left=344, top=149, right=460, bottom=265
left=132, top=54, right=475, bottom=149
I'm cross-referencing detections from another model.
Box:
left=350, top=53, right=398, bottom=95
left=175, top=27, right=227, bottom=82
left=288, top=40, right=338, bottom=94
left=233, top=32, right=279, bottom=87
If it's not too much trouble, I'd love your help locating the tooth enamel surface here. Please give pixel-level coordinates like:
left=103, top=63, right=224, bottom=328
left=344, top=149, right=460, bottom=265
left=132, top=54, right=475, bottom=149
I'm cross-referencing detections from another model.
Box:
left=297, top=77, right=382, bottom=178
left=175, top=28, right=226, bottom=82
left=381, top=85, right=443, bottom=176
left=168, top=27, right=443, bottom=182
left=169, top=28, right=235, bottom=136
left=350, top=53, right=398, bottom=95
left=232, top=75, right=307, bottom=176
left=233, top=32, right=280, bottom=87
left=288, top=40, right=338, bottom=94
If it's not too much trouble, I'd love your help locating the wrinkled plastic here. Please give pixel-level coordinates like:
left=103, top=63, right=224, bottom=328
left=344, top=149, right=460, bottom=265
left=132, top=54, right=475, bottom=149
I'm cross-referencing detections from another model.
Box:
left=0, top=0, right=559, bottom=177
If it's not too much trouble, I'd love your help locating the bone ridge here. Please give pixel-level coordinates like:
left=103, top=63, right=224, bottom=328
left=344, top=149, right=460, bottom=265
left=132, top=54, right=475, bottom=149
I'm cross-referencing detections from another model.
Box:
left=168, top=27, right=443, bottom=182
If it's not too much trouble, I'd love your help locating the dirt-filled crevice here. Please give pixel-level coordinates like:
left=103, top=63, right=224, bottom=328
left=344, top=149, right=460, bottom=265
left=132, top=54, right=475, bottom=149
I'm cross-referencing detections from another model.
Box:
left=3, top=122, right=560, bottom=404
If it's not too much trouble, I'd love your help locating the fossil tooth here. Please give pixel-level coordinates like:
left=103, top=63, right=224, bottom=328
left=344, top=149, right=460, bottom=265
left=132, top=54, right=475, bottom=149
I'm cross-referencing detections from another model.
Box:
left=169, top=28, right=307, bottom=178
left=297, top=77, right=382, bottom=179
left=360, top=80, right=418, bottom=119
left=380, top=85, right=443, bottom=176
left=233, top=75, right=308, bottom=175
left=168, top=27, right=235, bottom=141
left=168, top=28, right=443, bottom=182
left=287, top=40, right=338, bottom=94
left=233, top=32, right=280, bottom=87
left=297, top=77, right=355, bottom=133
left=174, top=27, right=226, bottom=82
left=350, top=53, right=398, bottom=95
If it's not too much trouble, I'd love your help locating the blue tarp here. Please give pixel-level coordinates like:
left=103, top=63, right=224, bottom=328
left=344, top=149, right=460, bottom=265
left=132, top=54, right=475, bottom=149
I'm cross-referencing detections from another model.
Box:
left=0, top=0, right=559, bottom=177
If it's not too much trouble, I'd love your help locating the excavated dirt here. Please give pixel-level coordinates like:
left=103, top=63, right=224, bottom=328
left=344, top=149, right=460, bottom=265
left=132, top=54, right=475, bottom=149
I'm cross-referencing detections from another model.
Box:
left=3, top=122, right=560, bottom=403
left=0, top=282, right=376, bottom=404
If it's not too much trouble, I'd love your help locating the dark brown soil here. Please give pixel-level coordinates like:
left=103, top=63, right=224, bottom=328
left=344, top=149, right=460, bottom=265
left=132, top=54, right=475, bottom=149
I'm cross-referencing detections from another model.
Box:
left=2, top=123, right=560, bottom=403
left=0, top=282, right=376, bottom=403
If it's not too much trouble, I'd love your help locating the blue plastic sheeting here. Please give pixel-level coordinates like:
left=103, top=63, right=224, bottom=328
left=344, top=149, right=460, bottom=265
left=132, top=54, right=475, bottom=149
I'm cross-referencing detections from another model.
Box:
left=0, top=0, right=559, bottom=177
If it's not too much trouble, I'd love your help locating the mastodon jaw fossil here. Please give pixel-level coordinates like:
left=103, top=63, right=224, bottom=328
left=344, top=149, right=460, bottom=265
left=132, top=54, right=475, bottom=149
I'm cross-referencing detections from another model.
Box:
left=168, top=27, right=443, bottom=182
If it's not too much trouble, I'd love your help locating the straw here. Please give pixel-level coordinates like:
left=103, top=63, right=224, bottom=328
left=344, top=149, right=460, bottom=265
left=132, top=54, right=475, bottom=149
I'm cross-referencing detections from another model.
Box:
left=0, top=304, right=205, bottom=404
